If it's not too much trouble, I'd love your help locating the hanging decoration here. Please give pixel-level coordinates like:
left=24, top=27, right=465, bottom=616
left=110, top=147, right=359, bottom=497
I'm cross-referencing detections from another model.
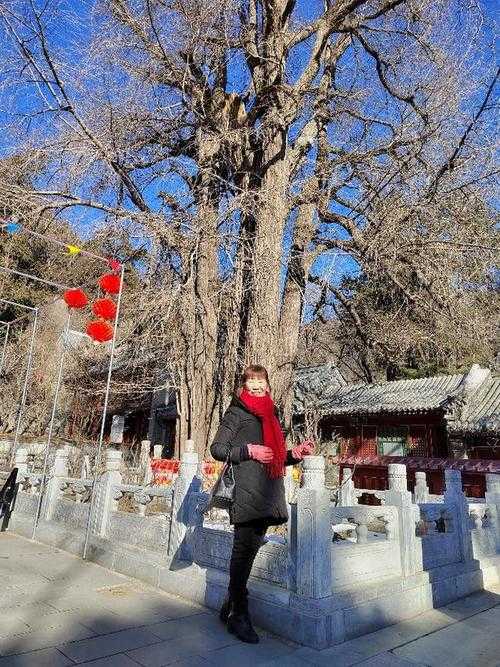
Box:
left=63, top=288, right=89, bottom=309
left=108, top=258, right=122, bottom=272
left=99, top=273, right=121, bottom=294
left=5, top=222, right=21, bottom=234
left=86, top=320, right=113, bottom=343
left=67, top=244, right=82, bottom=255
left=92, top=298, right=117, bottom=321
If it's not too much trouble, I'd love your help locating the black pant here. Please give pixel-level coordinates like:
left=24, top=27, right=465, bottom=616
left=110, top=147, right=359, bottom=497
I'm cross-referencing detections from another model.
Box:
left=229, top=520, right=269, bottom=612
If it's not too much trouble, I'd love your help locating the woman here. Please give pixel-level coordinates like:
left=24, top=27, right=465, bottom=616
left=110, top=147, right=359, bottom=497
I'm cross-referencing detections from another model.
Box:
left=210, top=364, right=313, bottom=644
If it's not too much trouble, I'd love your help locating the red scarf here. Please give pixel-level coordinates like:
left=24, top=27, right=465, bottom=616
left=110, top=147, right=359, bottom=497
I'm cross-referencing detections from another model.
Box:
left=239, top=389, right=286, bottom=479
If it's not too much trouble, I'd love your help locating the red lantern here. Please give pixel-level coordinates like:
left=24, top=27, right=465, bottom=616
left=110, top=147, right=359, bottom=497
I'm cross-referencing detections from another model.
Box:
left=92, top=298, right=117, bottom=321
left=108, top=258, right=122, bottom=272
left=63, top=288, right=88, bottom=309
left=86, top=320, right=113, bottom=342
left=99, top=273, right=121, bottom=294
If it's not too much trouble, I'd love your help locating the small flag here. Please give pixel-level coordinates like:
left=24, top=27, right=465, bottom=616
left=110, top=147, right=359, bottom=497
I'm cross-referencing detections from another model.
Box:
left=67, top=244, right=81, bottom=255
left=5, top=222, right=21, bottom=234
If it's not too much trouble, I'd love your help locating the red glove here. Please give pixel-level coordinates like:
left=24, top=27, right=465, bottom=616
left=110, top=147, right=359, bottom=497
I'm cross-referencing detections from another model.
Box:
left=291, top=440, right=314, bottom=460
left=247, top=444, right=274, bottom=463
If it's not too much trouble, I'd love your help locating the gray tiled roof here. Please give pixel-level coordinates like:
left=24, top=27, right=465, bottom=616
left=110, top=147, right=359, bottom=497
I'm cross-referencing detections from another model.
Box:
left=293, top=362, right=500, bottom=433
left=296, top=371, right=465, bottom=416
left=451, top=376, right=500, bottom=433
left=293, top=363, right=347, bottom=414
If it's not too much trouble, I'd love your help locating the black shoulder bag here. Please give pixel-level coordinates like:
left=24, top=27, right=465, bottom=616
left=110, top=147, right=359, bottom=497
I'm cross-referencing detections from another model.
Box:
left=205, top=452, right=235, bottom=511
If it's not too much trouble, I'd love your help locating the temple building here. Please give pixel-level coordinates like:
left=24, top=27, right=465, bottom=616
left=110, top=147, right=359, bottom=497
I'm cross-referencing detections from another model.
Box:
left=293, top=363, right=500, bottom=497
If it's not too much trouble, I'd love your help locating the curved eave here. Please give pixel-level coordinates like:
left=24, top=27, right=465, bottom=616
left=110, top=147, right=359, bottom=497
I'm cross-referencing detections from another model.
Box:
left=294, top=405, right=443, bottom=418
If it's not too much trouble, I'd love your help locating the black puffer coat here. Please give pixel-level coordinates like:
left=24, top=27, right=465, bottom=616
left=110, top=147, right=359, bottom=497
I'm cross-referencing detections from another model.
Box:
left=210, top=395, right=300, bottom=525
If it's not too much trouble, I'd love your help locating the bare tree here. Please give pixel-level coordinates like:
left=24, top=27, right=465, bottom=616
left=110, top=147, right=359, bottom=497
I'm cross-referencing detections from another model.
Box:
left=0, top=0, right=497, bottom=455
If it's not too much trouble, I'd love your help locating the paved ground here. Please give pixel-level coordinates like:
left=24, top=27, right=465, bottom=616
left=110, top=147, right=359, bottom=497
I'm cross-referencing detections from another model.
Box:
left=1, top=533, right=499, bottom=667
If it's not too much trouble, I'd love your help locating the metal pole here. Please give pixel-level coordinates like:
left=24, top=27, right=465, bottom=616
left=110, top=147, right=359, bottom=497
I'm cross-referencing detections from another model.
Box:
left=31, top=311, right=72, bottom=540
left=0, top=323, right=10, bottom=376
left=10, top=309, right=39, bottom=465
left=0, top=299, right=37, bottom=312
left=83, top=266, right=124, bottom=559
left=0, top=266, right=72, bottom=291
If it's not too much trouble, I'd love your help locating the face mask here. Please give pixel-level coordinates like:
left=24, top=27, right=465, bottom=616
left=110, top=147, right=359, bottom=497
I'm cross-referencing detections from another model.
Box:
left=245, top=378, right=267, bottom=394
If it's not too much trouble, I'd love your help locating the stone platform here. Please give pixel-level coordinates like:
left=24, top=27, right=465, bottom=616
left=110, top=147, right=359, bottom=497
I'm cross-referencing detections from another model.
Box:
left=1, top=533, right=500, bottom=667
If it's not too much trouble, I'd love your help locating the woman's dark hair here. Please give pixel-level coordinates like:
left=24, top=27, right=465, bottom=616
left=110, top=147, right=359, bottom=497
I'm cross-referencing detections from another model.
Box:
left=237, top=364, right=271, bottom=395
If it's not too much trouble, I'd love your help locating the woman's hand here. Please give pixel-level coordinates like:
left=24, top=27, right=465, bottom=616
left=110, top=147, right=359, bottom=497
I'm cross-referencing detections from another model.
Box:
left=247, top=444, right=274, bottom=463
left=291, top=440, right=314, bottom=460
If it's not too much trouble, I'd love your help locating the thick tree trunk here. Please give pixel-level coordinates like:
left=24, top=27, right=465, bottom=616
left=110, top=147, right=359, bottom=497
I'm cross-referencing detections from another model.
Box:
left=177, top=130, right=221, bottom=458
left=277, top=203, right=317, bottom=432
left=245, top=134, right=291, bottom=381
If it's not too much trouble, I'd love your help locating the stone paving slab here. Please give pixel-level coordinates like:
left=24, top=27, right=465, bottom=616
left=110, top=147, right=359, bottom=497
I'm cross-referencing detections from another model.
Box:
left=1, top=532, right=499, bottom=667
left=393, top=606, right=500, bottom=667
left=0, top=647, right=73, bottom=667
left=125, top=630, right=240, bottom=666
left=202, top=637, right=299, bottom=666
left=57, top=627, right=162, bottom=663
left=356, top=655, right=426, bottom=667
left=0, top=625, right=97, bottom=657
left=78, top=657, right=141, bottom=667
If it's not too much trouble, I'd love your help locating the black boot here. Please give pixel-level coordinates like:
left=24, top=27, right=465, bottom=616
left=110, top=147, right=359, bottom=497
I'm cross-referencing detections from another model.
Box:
left=227, top=599, right=259, bottom=644
left=219, top=593, right=231, bottom=623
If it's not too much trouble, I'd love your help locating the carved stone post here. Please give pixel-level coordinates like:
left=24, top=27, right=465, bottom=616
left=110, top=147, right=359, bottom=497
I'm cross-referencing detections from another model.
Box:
left=284, top=466, right=295, bottom=503
left=338, top=467, right=357, bottom=507
left=168, top=440, right=201, bottom=559
left=91, top=449, right=122, bottom=537
left=414, top=471, right=429, bottom=504
left=293, top=456, right=332, bottom=598
left=444, top=469, right=473, bottom=563
left=484, top=474, right=500, bottom=550
left=44, top=447, right=68, bottom=520
left=385, top=463, right=421, bottom=577
left=14, top=448, right=28, bottom=475
left=140, top=440, right=151, bottom=467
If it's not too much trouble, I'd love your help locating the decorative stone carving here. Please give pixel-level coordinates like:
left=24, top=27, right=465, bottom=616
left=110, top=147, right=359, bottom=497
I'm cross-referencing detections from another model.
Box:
left=168, top=444, right=201, bottom=558
left=444, top=469, right=462, bottom=496
left=485, top=474, right=500, bottom=550
left=470, top=510, right=483, bottom=530
left=134, top=489, right=153, bottom=516
left=80, top=455, right=91, bottom=479
left=385, top=464, right=421, bottom=576
left=284, top=466, right=295, bottom=503
left=388, top=464, right=408, bottom=493
left=90, top=448, right=123, bottom=537
left=486, top=474, right=500, bottom=496
left=293, top=455, right=332, bottom=599
left=301, top=456, right=325, bottom=490
left=14, top=448, right=29, bottom=475
left=444, top=469, right=474, bottom=563
left=72, top=481, right=88, bottom=503
left=414, top=472, right=429, bottom=504
left=338, top=468, right=357, bottom=507
left=355, top=521, right=368, bottom=544
left=43, top=448, right=69, bottom=519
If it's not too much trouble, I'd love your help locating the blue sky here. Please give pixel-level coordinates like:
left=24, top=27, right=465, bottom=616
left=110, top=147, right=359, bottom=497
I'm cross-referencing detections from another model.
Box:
left=1, top=0, right=497, bottom=323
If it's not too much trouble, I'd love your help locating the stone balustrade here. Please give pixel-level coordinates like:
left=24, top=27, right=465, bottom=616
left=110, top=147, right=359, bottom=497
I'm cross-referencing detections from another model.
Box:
left=469, top=503, right=491, bottom=529
left=416, top=504, right=453, bottom=536
left=331, top=504, right=398, bottom=543
left=112, top=483, right=174, bottom=516
left=4, top=445, right=500, bottom=651
left=18, top=473, right=43, bottom=495
left=60, top=477, right=93, bottom=503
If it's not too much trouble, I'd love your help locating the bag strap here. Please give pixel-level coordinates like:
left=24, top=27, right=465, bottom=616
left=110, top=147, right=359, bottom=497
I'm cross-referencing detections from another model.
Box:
left=224, top=450, right=234, bottom=482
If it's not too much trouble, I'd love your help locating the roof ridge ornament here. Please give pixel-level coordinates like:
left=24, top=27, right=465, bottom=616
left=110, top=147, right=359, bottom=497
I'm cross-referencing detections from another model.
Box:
left=460, top=364, right=491, bottom=393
